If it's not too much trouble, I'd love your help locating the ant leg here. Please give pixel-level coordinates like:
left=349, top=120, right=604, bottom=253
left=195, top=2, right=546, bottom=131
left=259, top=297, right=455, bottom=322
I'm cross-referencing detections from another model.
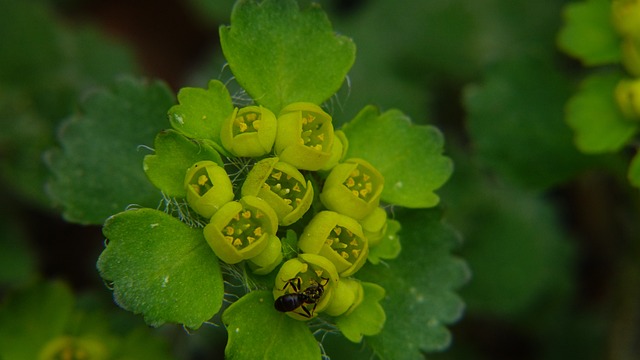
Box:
left=308, top=302, right=318, bottom=317
left=297, top=304, right=313, bottom=318
left=281, top=277, right=302, bottom=292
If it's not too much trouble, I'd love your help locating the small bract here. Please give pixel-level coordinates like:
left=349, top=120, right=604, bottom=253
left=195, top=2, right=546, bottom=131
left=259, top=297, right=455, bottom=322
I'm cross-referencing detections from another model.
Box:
left=184, top=161, right=235, bottom=218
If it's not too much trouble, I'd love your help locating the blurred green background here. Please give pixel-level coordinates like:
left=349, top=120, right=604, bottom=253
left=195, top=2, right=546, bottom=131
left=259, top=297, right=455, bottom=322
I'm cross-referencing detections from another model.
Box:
left=1, top=0, right=638, bottom=359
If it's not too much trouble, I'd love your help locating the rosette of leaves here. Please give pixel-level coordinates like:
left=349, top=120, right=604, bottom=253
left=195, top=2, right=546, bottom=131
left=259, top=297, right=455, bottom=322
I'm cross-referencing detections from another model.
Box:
left=46, top=0, right=466, bottom=358
left=558, top=0, right=640, bottom=186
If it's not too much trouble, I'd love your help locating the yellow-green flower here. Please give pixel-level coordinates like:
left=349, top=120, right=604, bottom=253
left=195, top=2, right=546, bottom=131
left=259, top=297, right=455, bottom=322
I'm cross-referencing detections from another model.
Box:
left=221, top=105, right=277, bottom=157
left=272, top=254, right=339, bottom=321
left=184, top=161, right=234, bottom=218
left=274, top=102, right=335, bottom=170
left=320, top=158, right=384, bottom=220
left=298, top=211, right=368, bottom=277
left=241, top=157, right=313, bottom=225
left=203, top=196, right=278, bottom=264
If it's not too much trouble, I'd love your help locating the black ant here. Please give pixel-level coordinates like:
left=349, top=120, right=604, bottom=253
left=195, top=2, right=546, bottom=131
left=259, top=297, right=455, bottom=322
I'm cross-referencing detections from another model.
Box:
left=274, top=277, right=329, bottom=318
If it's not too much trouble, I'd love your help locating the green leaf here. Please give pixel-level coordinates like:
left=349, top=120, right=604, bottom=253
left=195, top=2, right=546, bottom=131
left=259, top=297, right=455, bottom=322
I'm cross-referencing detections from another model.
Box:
left=45, top=77, right=174, bottom=225
left=97, top=208, right=224, bottom=329
left=367, top=219, right=401, bottom=265
left=357, top=208, right=469, bottom=358
left=143, top=130, right=223, bottom=197
left=222, top=290, right=320, bottom=360
left=336, top=282, right=386, bottom=343
left=565, top=72, right=637, bottom=153
left=0, top=281, right=74, bottom=360
left=464, top=58, right=592, bottom=190
left=458, top=186, right=574, bottom=316
left=168, top=79, right=234, bottom=145
left=0, top=1, right=136, bottom=207
left=341, top=106, right=452, bottom=208
left=219, top=0, right=355, bottom=113
left=440, top=147, right=574, bottom=317
left=629, top=151, right=640, bottom=187
left=557, top=0, right=621, bottom=66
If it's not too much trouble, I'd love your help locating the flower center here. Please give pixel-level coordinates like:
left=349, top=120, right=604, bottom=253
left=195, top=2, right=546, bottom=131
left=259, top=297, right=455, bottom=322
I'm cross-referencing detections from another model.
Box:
left=262, top=170, right=305, bottom=208
left=223, top=208, right=265, bottom=249
left=299, top=111, right=330, bottom=151
left=324, top=225, right=364, bottom=261
left=343, top=166, right=374, bottom=201
left=189, top=168, right=213, bottom=195
left=233, top=111, right=262, bottom=135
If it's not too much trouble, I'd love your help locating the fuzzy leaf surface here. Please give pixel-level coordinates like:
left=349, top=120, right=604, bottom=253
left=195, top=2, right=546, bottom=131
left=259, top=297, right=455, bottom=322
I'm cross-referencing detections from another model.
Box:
left=46, top=78, right=173, bottom=224
left=143, top=130, right=223, bottom=197
left=342, top=106, right=452, bottom=208
left=220, top=0, right=355, bottom=113
left=357, top=208, right=468, bottom=359
left=98, top=208, right=224, bottom=329
left=222, top=290, right=320, bottom=360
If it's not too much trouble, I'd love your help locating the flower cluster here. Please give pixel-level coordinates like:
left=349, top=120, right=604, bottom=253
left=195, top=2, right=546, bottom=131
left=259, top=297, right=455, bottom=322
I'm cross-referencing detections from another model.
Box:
left=613, top=0, right=640, bottom=120
left=183, top=102, right=390, bottom=321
